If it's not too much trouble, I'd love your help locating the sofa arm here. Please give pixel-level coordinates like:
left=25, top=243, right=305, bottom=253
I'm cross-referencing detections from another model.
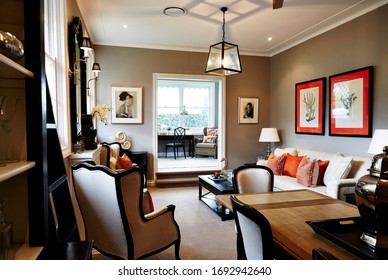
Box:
left=326, top=178, right=358, bottom=201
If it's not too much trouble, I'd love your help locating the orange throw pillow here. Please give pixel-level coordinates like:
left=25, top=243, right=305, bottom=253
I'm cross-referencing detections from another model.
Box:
left=266, top=153, right=286, bottom=175
left=117, top=153, right=133, bottom=169
left=317, top=160, right=330, bottom=185
left=283, top=154, right=304, bottom=177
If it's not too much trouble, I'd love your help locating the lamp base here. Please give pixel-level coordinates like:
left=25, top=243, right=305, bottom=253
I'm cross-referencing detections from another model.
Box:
left=266, top=143, right=271, bottom=159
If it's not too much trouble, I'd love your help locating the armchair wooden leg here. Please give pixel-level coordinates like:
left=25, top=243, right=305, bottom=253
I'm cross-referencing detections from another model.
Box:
left=174, top=240, right=181, bottom=260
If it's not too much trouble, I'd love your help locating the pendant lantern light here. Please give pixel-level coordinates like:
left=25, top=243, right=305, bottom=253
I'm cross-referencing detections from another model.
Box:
left=205, top=7, right=242, bottom=76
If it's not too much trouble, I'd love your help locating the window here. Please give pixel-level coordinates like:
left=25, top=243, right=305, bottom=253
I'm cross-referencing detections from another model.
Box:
left=157, top=80, right=217, bottom=134
left=44, top=0, right=71, bottom=155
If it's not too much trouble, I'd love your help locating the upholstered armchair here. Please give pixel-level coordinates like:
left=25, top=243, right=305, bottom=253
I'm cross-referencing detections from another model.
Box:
left=194, top=127, right=218, bottom=158
left=99, top=142, right=153, bottom=214
left=71, top=163, right=181, bottom=260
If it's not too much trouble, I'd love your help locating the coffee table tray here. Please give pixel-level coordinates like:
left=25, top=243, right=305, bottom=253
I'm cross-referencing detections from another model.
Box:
left=208, top=175, right=227, bottom=182
left=306, top=217, right=388, bottom=260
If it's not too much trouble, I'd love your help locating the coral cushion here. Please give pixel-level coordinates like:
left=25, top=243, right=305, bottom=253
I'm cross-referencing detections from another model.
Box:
left=207, top=128, right=218, bottom=136
left=317, top=160, right=330, bottom=185
left=266, top=153, right=286, bottom=175
left=203, top=135, right=216, bottom=143
left=283, top=154, right=304, bottom=177
left=117, top=153, right=133, bottom=169
left=296, top=157, right=319, bottom=187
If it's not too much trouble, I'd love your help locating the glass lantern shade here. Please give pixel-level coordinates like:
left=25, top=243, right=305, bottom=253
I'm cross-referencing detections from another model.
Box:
left=205, top=41, right=242, bottom=76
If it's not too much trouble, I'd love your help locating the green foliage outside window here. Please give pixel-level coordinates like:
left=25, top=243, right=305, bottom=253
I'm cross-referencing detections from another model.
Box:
left=158, top=114, right=208, bottom=128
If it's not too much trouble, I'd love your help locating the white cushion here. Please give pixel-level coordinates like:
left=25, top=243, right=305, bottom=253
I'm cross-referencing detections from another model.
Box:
left=323, top=154, right=353, bottom=186
left=109, top=157, right=117, bottom=170
left=274, top=175, right=307, bottom=191
left=256, top=159, right=268, bottom=166
left=274, top=147, right=297, bottom=157
left=297, top=149, right=334, bottom=161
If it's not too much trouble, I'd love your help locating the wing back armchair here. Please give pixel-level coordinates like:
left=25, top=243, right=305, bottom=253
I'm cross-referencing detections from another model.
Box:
left=71, top=163, right=181, bottom=260
left=99, top=142, right=153, bottom=213
left=194, top=127, right=218, bottom=158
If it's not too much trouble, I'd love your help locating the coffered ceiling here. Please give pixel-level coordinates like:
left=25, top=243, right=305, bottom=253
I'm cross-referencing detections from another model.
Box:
left=75, top=0, right=388, bottom=56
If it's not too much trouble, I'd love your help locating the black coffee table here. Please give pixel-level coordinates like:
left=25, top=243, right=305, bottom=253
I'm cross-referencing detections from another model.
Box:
left=198, top=175, right=234, bottom=221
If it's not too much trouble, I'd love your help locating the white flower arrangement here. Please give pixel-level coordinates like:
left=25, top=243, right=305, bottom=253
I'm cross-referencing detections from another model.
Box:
left=91, top=105, right=111, bottom=125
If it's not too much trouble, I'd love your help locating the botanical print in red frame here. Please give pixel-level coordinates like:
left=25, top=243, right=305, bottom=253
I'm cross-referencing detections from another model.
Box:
left=329, top=66, right=373, bottom=137
left=295, top=78, right=326, bottom=135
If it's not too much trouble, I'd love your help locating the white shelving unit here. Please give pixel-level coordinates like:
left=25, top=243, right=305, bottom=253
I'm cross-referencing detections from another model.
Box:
left=0, top=53, right=36, bottom=183
left=0, top=53, right=40, bottom=259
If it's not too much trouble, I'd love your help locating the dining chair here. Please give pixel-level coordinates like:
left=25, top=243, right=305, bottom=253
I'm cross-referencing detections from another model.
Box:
left=71, top=162, right=181, bottom=260
left=230, top=195, right=274, bottom=260
left=165, top=126, right=186, bottom=159
left=232, top=165, right=274, bottom=194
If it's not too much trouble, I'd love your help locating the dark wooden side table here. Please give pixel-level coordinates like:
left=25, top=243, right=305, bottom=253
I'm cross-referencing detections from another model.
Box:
left=198, top=175, right=234, bottom=221
left=37, top=240, right=94, bottom=260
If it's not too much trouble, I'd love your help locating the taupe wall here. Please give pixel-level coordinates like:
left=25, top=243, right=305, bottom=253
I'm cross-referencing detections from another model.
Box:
left=270, top=4, right=388, bottom=157
left=94, top=46, right=270, bottom=179
left=76, top=3, right=388, bottom=181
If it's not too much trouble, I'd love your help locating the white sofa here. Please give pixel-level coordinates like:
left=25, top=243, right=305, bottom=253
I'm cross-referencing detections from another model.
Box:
left=257, top=147, right=372, bottom=202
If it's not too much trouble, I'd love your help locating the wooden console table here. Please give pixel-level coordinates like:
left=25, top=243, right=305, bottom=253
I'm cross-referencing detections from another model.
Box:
left=216, top=190, right=361, bottom=260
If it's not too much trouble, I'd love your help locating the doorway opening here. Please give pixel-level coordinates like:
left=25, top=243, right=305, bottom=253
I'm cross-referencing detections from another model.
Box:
left=153, top=73, right=225, bottom=174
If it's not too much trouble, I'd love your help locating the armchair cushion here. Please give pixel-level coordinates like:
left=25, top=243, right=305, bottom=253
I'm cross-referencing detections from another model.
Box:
left=203, top=135, right=217, bottom=143
left=117, top=153, right=133, bottom=169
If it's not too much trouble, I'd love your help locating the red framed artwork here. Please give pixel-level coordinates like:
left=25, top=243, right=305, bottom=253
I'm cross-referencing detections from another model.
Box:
left=329, top=66, right=373, bottom=137
left=295, top=77, right=326, bottom=135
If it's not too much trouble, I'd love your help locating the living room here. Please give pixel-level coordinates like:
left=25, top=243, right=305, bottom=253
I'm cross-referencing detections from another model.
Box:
left=67, top=0, right=388, bottom=186
left=1, top=0, right=388, bottom=266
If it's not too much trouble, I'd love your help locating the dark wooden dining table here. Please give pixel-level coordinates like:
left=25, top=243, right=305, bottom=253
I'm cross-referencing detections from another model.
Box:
left=216, top=189, right=362, bottom=260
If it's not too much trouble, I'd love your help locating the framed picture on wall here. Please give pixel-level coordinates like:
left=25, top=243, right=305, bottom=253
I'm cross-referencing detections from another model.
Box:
left=238, top=97, right=259, bottom=124
left=329, top=66, right=373, bottom=137
left=295, top=77, right=326, bottom=135
left=111, top=86, right=143, bottom=124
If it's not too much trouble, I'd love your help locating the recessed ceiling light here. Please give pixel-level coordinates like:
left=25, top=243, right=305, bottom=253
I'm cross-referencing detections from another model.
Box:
left=163, top=7, right=187, bottom=17
left=123, top=24, right=128, bottom=29
left=268, top=37, right=273, bottom=41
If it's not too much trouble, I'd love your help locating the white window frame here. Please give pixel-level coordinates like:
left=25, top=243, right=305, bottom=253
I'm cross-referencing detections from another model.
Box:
left=44, top=0, right=71, bottom=156
left=157, top=80, right=216, bottom=132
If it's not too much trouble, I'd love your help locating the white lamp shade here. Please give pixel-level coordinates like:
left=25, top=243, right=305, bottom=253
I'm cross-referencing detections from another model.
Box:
left=259, top=128, right=280, bottom=143
left=368, top=129, right=388, bottom=154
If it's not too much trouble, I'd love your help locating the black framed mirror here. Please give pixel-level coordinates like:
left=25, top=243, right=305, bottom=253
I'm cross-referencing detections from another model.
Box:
left=68, top=16, right=87, bottom=144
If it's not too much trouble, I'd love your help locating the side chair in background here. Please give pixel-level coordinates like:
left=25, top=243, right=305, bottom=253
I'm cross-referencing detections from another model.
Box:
left=233, top=165, right=274, bottom=194
left=165, top=126, right=186, bottom=159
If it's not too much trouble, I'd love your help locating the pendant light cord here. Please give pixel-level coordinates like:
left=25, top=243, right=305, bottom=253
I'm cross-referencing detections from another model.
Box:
left=221, top=7, right=227, bottom=42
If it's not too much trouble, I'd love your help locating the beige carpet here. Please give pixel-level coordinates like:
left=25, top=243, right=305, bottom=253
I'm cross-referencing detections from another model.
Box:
left=93, top=186, right=237, bottom=260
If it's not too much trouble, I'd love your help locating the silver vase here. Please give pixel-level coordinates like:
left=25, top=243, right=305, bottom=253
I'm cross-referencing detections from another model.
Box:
left=355, top=147, right=388, bottom=248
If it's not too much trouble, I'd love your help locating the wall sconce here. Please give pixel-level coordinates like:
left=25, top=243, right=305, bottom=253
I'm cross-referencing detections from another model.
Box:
left=86, top=62, right=102, bottom=96
left=68, top=37, right=102, bottom=94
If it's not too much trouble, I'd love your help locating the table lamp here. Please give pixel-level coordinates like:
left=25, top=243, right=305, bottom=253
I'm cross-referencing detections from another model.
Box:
left=259, top=128, right=280, bottom=159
